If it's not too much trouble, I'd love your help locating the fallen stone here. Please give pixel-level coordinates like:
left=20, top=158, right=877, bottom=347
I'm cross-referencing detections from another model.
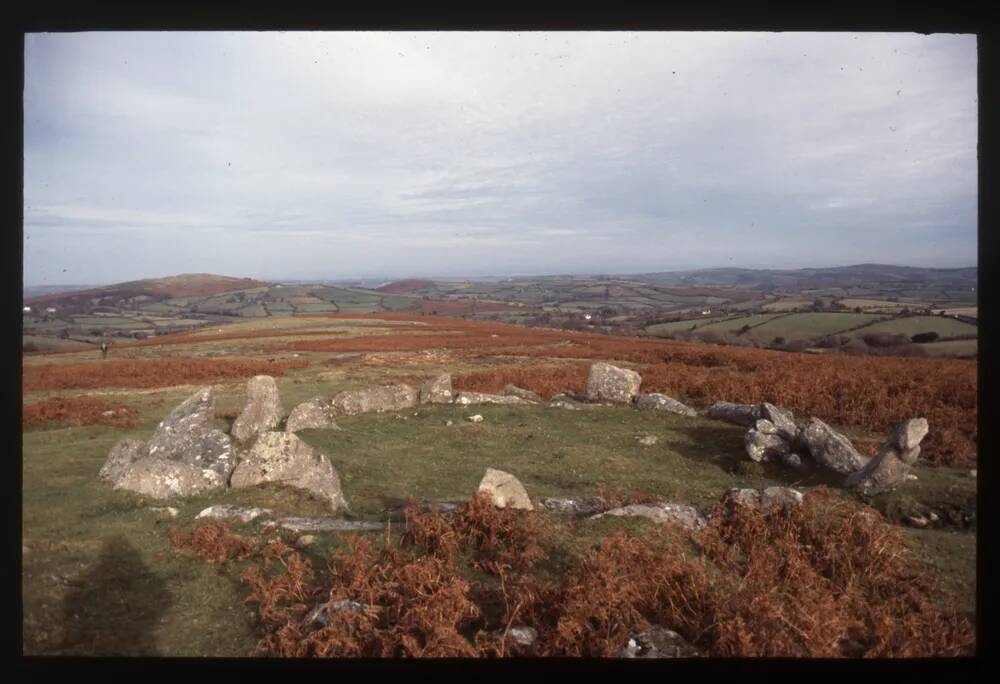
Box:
left=759, top=402, right=798, bottom=441
left=634, top=393, right=697, bottom=417
left=196, top=504, right=273, bottom=523
left=800, top=418, right=869, bottom=475
left=636, top=434, right=659, bottom=446
left=744, top=420, right=792, bottom=463
left=618, top=626, right=701, bottom=658
left=331, top=384, right=418, bottom=415
left=286, top=397, right=341, bottom=433
left=493, top=625, right=538, bottom=648
left=468, top=414, right=484, bottom=423
left=454, top=391, right=533, bottom=406
left=229, top=432, right=349, bottom=513
left=148, top=506, right=180, bottom=519
left=585, top=362, right=642, bottom=403
left=844, top=418, right=929, bottom=495
left=114, top=458, right=225, bottom=499
left=722, top=487, right=804, bottom=510
left=419, top=374, right=453, bottom=404
left=146, top=387, right=238, bottom=479
left=231, top=375, right=284, bottom=445
left=535, top=496, right=609, bottom=516
left=304, top=599, right=370, bottom=627
left=98, top=438, right=147, bottom=484
left=548, top=397, right=582, bottom=410
left=903, top=514, right=929, bottom=529
left=264, top=518, right=385, bottom=533
left=501, top=385, right=543, bottom=403
left=707, top=401, right=762, bottom=427
left=591, top=503, right=706, bottom=530
left=477, top=468, right=533, bottom=510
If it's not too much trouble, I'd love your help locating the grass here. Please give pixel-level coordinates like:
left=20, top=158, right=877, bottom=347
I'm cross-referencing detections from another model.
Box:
left=745, top=312, right=884, bottom=341
left=850, top=315, right=978, bottom=339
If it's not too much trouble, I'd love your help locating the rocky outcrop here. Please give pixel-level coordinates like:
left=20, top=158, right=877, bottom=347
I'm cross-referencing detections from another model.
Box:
left=98, top=438, right=146, bottom=484
left=801, top=418, right=869, bottom=475
left=618, top=627, right=702, bottom=658
left=585, top=362, right=642, bottom=403
left=229, top=432, right=349, bottom=512
left=114, top=458, right=225, bottom=499
left=231, top=375, right=284, bottom=445
left=196, top=504, right=273, bottom=523
left=591, top=503, right=707, bottom=530
left=634, top=393, right=697, bottom=417
left=845, top=418, right=929, bottom=495
left=419, top=374, right=453, bottom=404
left=454, top=392, right=533, bottom=406
left=331, top=384, right=418, bottom=415
left=477, top=468, right=533, bottom=510
left=286, top=397, right=340, bottom=433
left=145, top=387, right=237, bottom=479
left=707, top=401, right=762, bottom=427
left=501, top=385, right=543, bottom=403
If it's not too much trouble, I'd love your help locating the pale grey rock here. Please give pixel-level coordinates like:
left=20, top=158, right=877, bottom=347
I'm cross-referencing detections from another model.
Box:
left=304, top=599, right=370, bottom=626
left=548, top=397, right=582, bottom=410
left=98, top=438, right=147, bottom=484
left=970, top=469, right=977, bottom=479
left=286, top=397, right=341, bottom=433
left=723, top=487, right=804, bottom=509
left=501, top=385, right=543, bottom=403
left=636, top=434, right=659, bottom=446
left=585, top=362, right=642, bottom=403
left=635, top=393, right=697, bottom=417
left=196, top=504, right=273, bottom=523
left=744, top=421, right=791, bottom=463
left=780, top=452, right=808, bottom=470
left=468, top=414, right=484, bottom=423
left=419, top=374, right=453, bottom=404
left=800, top=418, right=869, bottom=475
left=592, top=503, right=707, bottom=530
left=477, top=468, right=533, bottom=510
left=145, top=387, right=236, bottom=479
left=618, top=626, right=701, bottom=658
left=229, top=432, right=348, bottom=513
left=903, top=514, right=929, bottom=529
left=148, top=506, right=180, bottom=519
left=331, top=384, right=418, bottom=415
left=454, top=391, right=532, bottom=406
left=707, top=401, right=763, bottom=427
left=844, top=418, right=929, bottom=496
left=535, top=496, right=609, bottom=516
left=760, top=402, right=798, bottom=441
left=264, top=518, right=385, bottom=533
left=114, top=458, right=225, bottom=499
left=494, top=626, right=538, bottom=647
left=231, top=375, right=284, bottom=445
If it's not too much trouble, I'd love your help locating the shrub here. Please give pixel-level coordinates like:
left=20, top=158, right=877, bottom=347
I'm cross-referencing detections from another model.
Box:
left=911, top=332, right=940, bottom=344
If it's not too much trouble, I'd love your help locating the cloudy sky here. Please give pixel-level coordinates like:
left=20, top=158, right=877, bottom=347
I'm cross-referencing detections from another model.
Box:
left=23, top=32, right=977, bottom=286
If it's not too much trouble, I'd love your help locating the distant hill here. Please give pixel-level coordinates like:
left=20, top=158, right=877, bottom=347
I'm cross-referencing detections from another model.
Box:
left=25, top=273, right=270, bottom=306
left=375, top=279, right=436, bottom=294
left=633, top=265, right=977, bottom=291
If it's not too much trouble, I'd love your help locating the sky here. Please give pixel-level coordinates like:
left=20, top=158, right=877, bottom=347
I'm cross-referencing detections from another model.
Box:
left=23, top=31, right=978, bottom=286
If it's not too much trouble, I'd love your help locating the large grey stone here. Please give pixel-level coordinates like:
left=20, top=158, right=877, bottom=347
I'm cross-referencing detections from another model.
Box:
left=419, top=374, right=453, bottom=404
left=591, top=503, right=707, bottom=530
left=454, top=391, right=533, bottom=406
left=229, top=432, right=348, bottom=512
left=477, top=468, right=533, bottom=510
left=635, top=393, right=697, bottom=417
left=707, top=401, right=762, bottom=427
left=145, top=387, right=237, bottom=479
left=98, top=438, right=147, bottom=484
left=114, top=458, right=225, bottom=499
left=585, top=362, right=642, bottom=403
left=231, top=375, right=284, bottom=444
left=760, top=402, right=798, bottom=441
left=800, top=418, right=869, bottom=475
left=286, top=397, right=341, bottom=433
left=744, top=420, right=792, bottom=463
left=331, top=384, right=418, bottom=415
left=844, top=418, right=929, bottom=496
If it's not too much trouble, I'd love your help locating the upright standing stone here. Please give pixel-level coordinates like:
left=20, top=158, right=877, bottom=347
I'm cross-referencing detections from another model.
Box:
left=145, top=386, right=236, bottom=479
left=419, top=374, right=454, bottom=404
left=231, top=375, right=284, bottom=445
left=585, top=362, right=642, bottom=403
left=800, top=417, right=869, bottom=475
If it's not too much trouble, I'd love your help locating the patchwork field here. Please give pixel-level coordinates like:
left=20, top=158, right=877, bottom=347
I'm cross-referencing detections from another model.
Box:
left=21, top=313, right=977, bottom=657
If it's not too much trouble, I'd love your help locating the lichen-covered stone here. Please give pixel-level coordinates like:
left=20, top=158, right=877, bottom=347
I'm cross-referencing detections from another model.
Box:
left=231, top=375, right=284, bottom=445
left=707, top=401, right=762, bottom=427
left=286, top=397, right=340, bottom=433
left=801, top=417, right=869, bottom=475
left=114, top=458, right=225, bottom=499
left=591, top=503, right=706, bottom=530
left=145, top=387, right=237, bottom=479
left=477, top=468, right=533, bottom=510
left=196, top=504, right=273, bottom=523
left=419, top=374, right=453, bottom=404
left=501, top=385, right=543, bottom=403
left=98, top=438, right=147, bottom=484
left=331, top=384, right=418, bottom=415
left=585, top=362, right=642, bottom=403
left=845, top=418, right=929, bottom=495
left=635, top=393, right=698, bottom=416
left=454, top=391, right=533, bottom=406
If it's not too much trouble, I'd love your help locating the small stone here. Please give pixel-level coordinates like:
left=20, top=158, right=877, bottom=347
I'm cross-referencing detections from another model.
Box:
left=445, top=419, right=454, bottom=426
left=903, top=514, right=929, bottom=528
left=148, top=506, right=180, bottom=519
left=294, top=535, right=316, bottom=549
left=196, top=505, right=272, bottom=523
left=636, top=434, right=658, bottom=446
left=905, top=473, right=918, bottom=481
left=468, top=414, right=484, bottom=423
left=970, top=469, right=977, bottom=478
left=477, top=468, right=533, bottom=510
left=927, top=512, right=939, bottom=523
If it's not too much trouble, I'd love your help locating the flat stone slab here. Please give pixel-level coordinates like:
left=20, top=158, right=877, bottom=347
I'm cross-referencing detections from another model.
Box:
left=454, top=392, right=533, bottom=406
left=263, top=517, right=386, bottom=533
left=196, top=505, right=273, bottom=523
left=535, top=496, right=609, bottom=516
left=591, top=503, right=707, bottom=530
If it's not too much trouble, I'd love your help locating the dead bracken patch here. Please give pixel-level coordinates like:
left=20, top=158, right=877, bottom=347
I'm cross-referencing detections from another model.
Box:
left=169, top=490, right=974, bottom=658
left=22, top=395, right=140, bottom=429
left=22, top=357, right=309, bottom=392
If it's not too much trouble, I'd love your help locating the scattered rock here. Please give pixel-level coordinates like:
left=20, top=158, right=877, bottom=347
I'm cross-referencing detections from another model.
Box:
left=636, top=434, right=659, bottom=446
left=468, top=414, right=484, bottom=423
left=927, top=511, right=940, bottom=523
left=535, top=496, right=609, bottom=516
left=419, top=374, right=454, bottom=404
left=146, top=387, right=237, bottom=479
left=477, top=468, right=533, bottom=510
left=495, top=625, right=538, bottom=647
left=231, top=375, right=284, bottom=445
left=229, top=432, right=349, bottom=513
left=98, top=438, right=147, bottom=484
left=114, top=458, right=225, bottom=499
left=585, top=362, right=642, bottom=404
left=548, top=396, right=582, bottom=410
left=905, top=473, right=919, bottom=481
left=618, top=626, right=702, bottom=658
left=304, top=599, right=370, bottom=627
left=501, top=385, right=543, bottom=403
left=293, top=534, right=316, bottom=549
left=286, top=397, right=341, bottom=433
left=331, top=384, right=418, bottom=415
left=844, top=418, right=929, bottom=495
left=800, top=417, right=869, bottom=475
left=903, top=514, right=929, bottom=529
left=445, top=419, right=454, bottom=426
left=148, top=506, right=180, bottom=519
left=454, top=391, right=533, bottom=406
left=722, top=487, right=804, bottom=509
left=634, top=393, right=697, bottom=417
left=196, top=504, right=273, bottom=523
left=264, top=518, right=385, bottom=533
left=744, top=420, right=791, bottom=463
left=591, top=503, right=706, bottom=530
left=707, top=401, right=762, bottom=427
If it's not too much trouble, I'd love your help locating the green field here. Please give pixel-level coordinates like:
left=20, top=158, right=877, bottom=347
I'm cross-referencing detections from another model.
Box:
left=690, top=313, right=784, bottom=335
left=851, top=315, right=978, bottom=339
left=920, top=339, right=977, bottom=357
left=745, top=312, right=885, bottom=342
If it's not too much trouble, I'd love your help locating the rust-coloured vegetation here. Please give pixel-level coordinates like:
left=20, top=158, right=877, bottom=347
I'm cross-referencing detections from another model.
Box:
left=22, top=395, right=139, bottom=429
left=23, top=357, right=308, bottom=392
left=170, top=491, right=974, bottom=658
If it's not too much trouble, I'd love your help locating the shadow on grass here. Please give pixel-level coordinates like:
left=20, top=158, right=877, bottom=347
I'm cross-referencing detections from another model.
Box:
left=60, top=536, right=171, bottom=656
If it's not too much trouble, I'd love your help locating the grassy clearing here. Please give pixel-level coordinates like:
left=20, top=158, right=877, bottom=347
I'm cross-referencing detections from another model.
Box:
left=746, top=312, right=884, bottom=341
left=851, top=315, right=977, bottom=339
